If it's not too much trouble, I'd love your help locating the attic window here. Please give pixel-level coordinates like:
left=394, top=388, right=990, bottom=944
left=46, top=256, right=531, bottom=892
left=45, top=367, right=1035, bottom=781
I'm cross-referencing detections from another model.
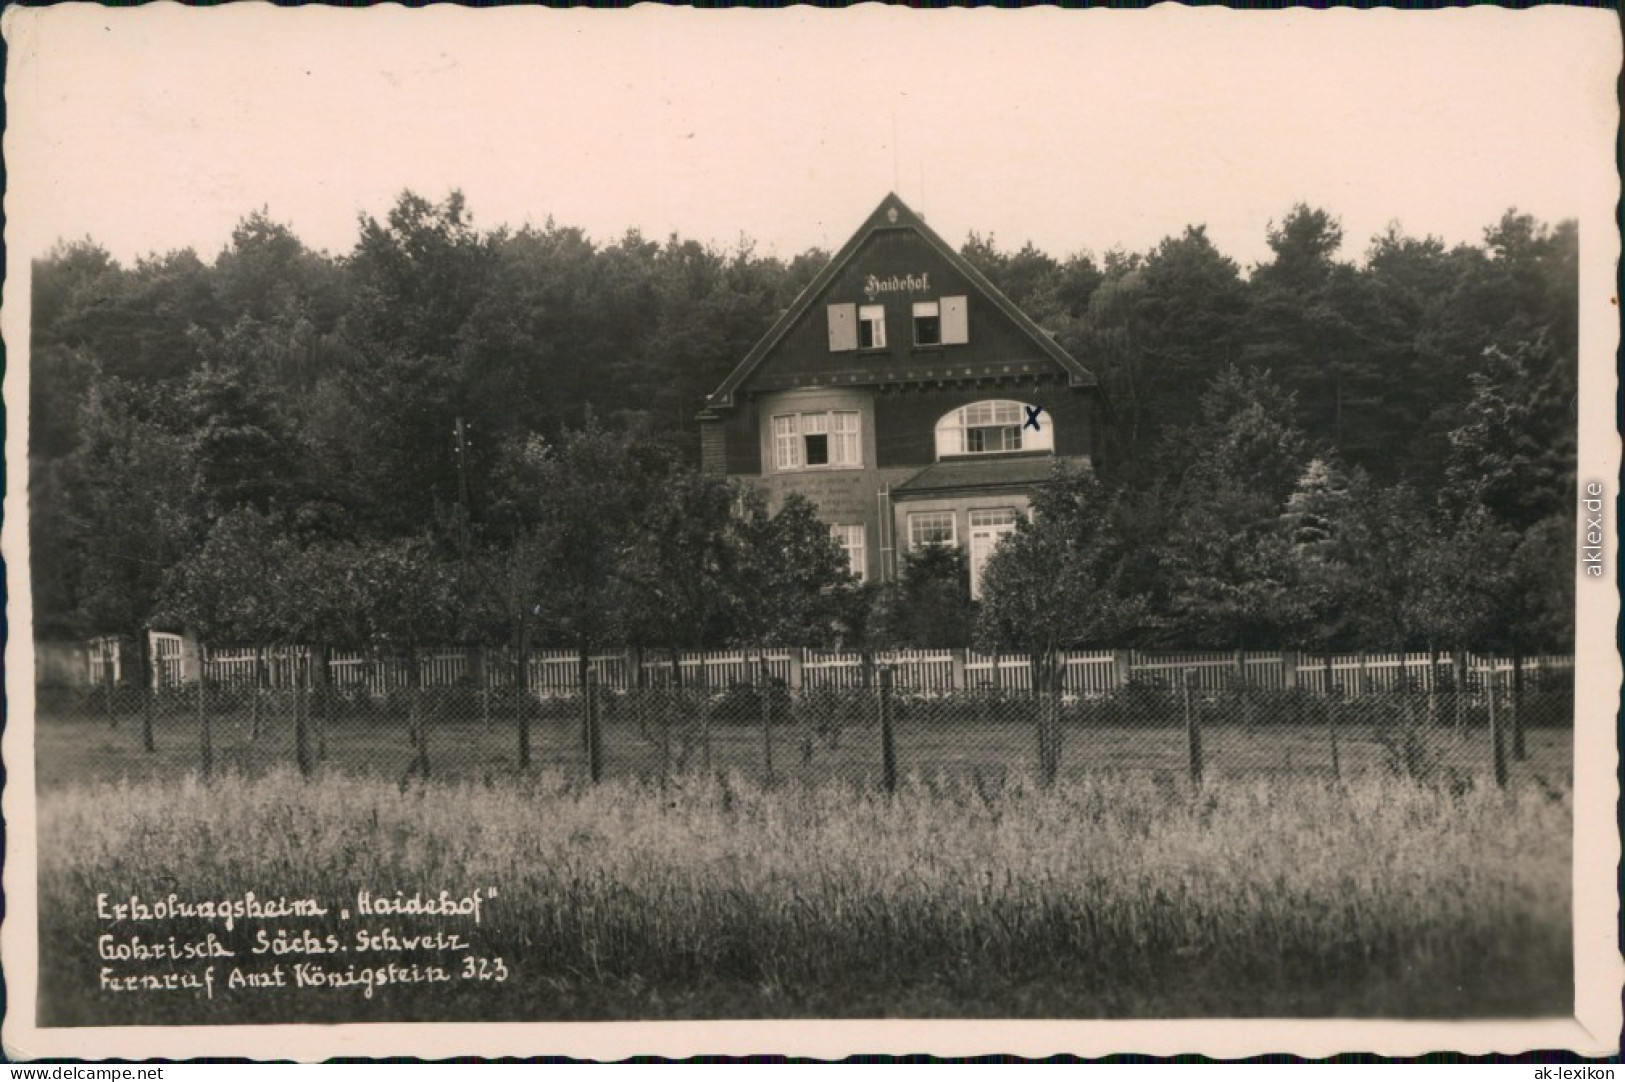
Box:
left=913, top=301, right=941, bottom=346
left=859, top=304, right=886, bottom=349
left=914, top=296, right=969, bottom=347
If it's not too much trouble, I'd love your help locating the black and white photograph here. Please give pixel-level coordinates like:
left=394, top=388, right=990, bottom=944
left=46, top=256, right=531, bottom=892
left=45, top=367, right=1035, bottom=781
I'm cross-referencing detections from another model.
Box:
left=3, top=4, right=1619, bottom=1060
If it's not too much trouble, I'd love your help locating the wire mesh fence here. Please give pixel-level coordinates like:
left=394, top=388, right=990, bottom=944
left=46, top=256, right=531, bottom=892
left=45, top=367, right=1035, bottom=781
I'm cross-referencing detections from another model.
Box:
left=37, top=657, right=1575, bottom=793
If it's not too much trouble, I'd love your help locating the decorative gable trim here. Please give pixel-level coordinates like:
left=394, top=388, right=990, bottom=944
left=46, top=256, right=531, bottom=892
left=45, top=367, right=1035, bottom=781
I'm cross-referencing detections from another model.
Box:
left=703, top=193, right=1096, bottom=411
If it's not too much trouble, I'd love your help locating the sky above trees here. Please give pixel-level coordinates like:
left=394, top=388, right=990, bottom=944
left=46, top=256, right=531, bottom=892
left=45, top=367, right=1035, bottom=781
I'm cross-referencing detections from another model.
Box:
left=5, top=6, right=1614, bottom=270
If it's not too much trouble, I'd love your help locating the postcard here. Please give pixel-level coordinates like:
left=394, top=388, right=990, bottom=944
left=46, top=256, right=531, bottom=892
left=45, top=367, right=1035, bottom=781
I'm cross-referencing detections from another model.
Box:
left=4, top=3, right=1619, bottom=1060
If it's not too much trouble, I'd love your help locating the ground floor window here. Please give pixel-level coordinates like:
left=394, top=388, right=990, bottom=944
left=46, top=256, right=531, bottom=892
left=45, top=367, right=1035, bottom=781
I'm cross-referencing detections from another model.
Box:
left=908, top=510, right=957, bottom=549
left=968, top=508, right=1020, bottom=599
left=831, top=523, right=866, bottom=581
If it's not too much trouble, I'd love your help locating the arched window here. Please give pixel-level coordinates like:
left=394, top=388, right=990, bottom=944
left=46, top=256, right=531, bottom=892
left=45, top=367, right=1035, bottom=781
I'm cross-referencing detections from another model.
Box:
left=934, top=400, right=1053, bottom=459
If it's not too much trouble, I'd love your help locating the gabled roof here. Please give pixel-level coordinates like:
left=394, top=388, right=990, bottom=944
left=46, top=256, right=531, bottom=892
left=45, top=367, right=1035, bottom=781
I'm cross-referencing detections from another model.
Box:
left=704, top=193, right=1096, bottom=410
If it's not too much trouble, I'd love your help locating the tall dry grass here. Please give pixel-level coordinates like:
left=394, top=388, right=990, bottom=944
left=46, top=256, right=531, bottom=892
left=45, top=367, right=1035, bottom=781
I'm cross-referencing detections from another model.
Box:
left=37, top=769, right=1571, bottom=1023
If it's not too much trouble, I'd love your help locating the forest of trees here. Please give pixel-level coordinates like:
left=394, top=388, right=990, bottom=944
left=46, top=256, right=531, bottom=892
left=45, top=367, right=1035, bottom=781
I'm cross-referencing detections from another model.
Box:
left=29, top=189, right=1577, bottom=684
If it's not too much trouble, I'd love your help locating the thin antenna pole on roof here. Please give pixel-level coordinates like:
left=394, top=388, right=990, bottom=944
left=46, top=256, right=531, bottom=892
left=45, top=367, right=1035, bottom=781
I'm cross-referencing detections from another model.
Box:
left=892, top=107, right=899, bottom=194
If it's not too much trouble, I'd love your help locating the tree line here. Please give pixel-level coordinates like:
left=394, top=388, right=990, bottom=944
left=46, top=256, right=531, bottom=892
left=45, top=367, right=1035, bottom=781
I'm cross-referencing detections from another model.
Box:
left=29, top=190, right=1576, bottom=685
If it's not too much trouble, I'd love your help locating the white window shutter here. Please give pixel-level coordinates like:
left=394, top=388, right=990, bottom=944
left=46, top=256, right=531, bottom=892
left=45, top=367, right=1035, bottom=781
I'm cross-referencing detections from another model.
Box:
left=941, top=296, right=969, bottom=345
left=1027, top=407, right=1055, bottom=452
left=827, top=303, right=858, bottom=352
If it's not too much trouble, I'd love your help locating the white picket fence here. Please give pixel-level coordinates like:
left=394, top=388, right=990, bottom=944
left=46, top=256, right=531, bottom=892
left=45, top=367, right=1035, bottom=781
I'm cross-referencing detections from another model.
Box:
left=192, top=645, right=1573, bottom=701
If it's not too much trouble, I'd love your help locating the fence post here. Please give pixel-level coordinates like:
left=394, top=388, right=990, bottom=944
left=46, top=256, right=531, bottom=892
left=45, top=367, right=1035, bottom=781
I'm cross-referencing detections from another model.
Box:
left=1397, top=653, right=1415, bottom=730
left=585, top=670, right=602, bottom=784
left=1327, top=680, right=1341, bottom=783
left=1282, top=650, right=1298, bottom=691
left=1427, top=645, right=1441, bottom=728
left=1113, top=648, right=1132, bottom=692
left=296, top=679, right=313, bottom=777
left=142, top=642, right=157, bottom=754
left=950, top=648, right=967, bottom=692
left=251, top=646, right=265, bottom=741
left=1050, top=681, right=1064, bottom=784
left=1355, top=649, right=1369, bottom=698
left=1488, top=664, right=1507, bottom=788
left=879, top=666, right=897, bottom=794
left=1238, top=648, right=1255, bottom=729
left=1031, top=654, right=1054, bottom=788
left=417, top=684, right=432, bottom=778
left=698, top=656, right=712, bottom=774
left=311, top=647, right=328, bottom=762
left=104, top=643, right=118, bottom=729
left=789, top=647, right=805, bottom=692
left=1041, top=687, right=1060, bottom=789
left=516, top=647, right=533, bottom=772
left=198, top=676, right=212, bottom=781
left=1182, top=668, right=1203, bottom=788
left=656, top=679, right=672, bottom=783
left=1452, top=649, right=1467, bottom=733
left=1511, top=652, right=1526, bottom=761
left=759, top=656, right=775, bottom=787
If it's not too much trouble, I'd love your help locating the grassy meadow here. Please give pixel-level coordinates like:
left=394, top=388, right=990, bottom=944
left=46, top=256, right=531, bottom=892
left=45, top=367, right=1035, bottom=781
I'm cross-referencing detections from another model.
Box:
left=37, top=767, right=1572, bottom=1024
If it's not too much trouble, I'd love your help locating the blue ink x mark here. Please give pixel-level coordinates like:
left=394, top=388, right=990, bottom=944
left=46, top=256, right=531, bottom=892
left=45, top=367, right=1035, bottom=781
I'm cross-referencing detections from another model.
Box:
left=1024, top=405, right=1044, bottom=432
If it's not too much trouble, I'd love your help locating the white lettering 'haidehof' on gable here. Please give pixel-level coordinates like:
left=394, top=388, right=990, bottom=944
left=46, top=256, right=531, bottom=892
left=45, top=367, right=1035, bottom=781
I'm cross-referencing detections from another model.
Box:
left=863, top=273, right=930, bottom=300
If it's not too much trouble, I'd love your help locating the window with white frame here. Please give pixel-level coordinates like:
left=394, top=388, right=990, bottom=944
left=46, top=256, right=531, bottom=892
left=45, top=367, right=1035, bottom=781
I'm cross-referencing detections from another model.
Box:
left=934, top=400, right=1054, bottom=458
left=969, top=508, right=1020, bottom=529
left=908, top=510, right=957, bottom=550
left=965, top=400, right=1022, bottom=452
left=773, top=410, right=861, bottom=471
left=858, top=304, right=887, bottom=349
left=831, top=523, right=866, bottom=581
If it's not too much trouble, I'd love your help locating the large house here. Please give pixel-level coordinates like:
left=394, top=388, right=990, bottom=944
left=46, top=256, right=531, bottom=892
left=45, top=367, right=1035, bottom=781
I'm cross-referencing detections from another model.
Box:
left=699, top=194, right=1099, bottom=596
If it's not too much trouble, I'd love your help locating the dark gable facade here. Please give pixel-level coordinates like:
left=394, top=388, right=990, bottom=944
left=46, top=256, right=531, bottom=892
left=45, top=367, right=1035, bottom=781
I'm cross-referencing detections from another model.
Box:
left=700, top=194, right=1098, bottom=595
